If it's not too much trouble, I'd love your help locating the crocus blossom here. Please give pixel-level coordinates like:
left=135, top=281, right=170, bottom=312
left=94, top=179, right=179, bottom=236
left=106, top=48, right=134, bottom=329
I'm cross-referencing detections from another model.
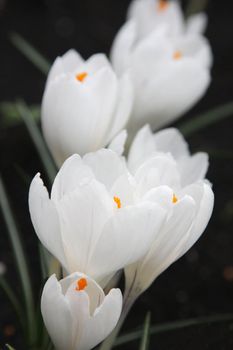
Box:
left=41, top=272, right=122, bottom=350
left=29, top=149, right=166, bottom=285
left=111, top=0, right=212, bottom=136
left=41, top=50, right=133, bottom=166
left=123, top=125, right=214, bottom=299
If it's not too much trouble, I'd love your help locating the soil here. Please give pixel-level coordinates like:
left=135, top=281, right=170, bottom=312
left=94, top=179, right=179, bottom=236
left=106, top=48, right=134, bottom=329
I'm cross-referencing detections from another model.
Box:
left=1, top=0, right=233, bottom=349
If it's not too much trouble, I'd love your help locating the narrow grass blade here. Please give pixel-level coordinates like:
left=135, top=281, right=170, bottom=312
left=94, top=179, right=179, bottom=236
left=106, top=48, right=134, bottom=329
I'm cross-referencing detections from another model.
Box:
left=15, top=100, right=57, bottom=185
left=0, top=176, right=36, bottom=345
left=6, top=345, right=16, bottom=350
left=0, top=276, right=24, bottom=328
left=139, top=312, right=151, bottom=350
left=9, top=32, right=50, bottom=75
left=0, top=102, right=40, bottom=129
left=115, top=313, right=233, bottom=347
left=179, top=101, right=233, bottom=137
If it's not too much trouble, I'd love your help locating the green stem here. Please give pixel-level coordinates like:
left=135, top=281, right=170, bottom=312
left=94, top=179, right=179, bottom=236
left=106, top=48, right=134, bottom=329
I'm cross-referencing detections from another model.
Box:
left=179, top=101, right=233, bottom=137
left=0, top=176, right=37, bottom=346
left=10, top=32, right=50, bottom=75
left=115, top=313, right=233, bottom=347
left=15, top=100, right=57, bottom=185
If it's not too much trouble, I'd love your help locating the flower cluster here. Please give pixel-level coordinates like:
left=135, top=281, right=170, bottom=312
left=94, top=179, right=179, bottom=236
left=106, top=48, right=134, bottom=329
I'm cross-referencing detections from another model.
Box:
left=29, top=1, right=214, bottom=349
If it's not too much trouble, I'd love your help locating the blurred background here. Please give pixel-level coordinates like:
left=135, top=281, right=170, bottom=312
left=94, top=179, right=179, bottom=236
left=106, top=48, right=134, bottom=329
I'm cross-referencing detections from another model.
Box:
left=1, top=0, right=233, bottom=349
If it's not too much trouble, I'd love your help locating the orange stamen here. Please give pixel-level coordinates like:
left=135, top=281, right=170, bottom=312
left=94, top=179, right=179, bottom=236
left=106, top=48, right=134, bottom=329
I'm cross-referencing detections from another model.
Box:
left=172, top=194, right=178, bottom=204
left=75, top=278, right=87, bottom=291
left=114, top=196, right=121, bottom=209
left=157, top=0, right=169, bottom=12
left=76, top=72, right=88, bottom=82
left=173, top=51, right=182, bottom=60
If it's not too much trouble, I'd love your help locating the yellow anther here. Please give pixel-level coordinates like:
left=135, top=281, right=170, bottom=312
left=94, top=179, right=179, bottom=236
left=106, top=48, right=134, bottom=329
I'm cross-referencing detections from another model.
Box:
left=75, top=278, right=87, bottom=291
left=173, top=51, right=182, bottom=60
left=157, top=0, right=169, bottom=12
left=172, top=194, right=178, bottom=204
left=114, top=196, right=121, bottom=209
left=76, top=72, right=88, bottom=82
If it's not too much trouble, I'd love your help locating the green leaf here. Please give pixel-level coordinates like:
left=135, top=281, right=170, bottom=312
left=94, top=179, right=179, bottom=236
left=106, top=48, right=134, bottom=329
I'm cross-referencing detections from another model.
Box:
left=6, top=344, right=16, bottom=350
left=179, top=101, right=233, bottom=137
left=15, top=100, right=57, bottom=185
left=9, top=32, right=50, bottom=75
left=0, top=102, right=40, bottom=128
left=115, top=313, right=233, bottom=347
left=0, top=176, right=36, bottom=346
left=139, top=312, right=151, bottom=350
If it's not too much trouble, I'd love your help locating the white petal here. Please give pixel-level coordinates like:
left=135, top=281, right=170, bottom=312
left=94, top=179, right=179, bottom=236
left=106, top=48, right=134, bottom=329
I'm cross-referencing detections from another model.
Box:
left=134, top=154, right=180, bottom=196
left=84, top=53, right=112, bottom=73
left=128, top=125, right=190, bottom=172
left=42, top=67, right=118, bottom=164
left=125, top=195, right=196, bottom=292
left=179, top=152, right=209, bottom=186
left=46, top=49, right=84, bottom=86
left=128, top=125, right=157, bottom=173
left=129, top=58, right=210, bottom=132
left=88, top=202, right=166, bottom=281
left=77, top=289, right=122, bottom=350
left=178, top=182, right=214, bottom=256
left=84, top=149, right=128, bottom=191
left=51, top=154, right=94, bottom=202
left=106, top=72, right=134, bottom=143
left=172, top=34, right=213, bottom=68
left=110, top=20, right=137, bottom=75
left=41, top=275, right=73, bottom=350
left=56, top=179, right=113, bottom=276
left=186, top=13, right=208, bottom=35
left=29, top=174, right=67, bottom=269
left=108, top=130, right=127, bottom=156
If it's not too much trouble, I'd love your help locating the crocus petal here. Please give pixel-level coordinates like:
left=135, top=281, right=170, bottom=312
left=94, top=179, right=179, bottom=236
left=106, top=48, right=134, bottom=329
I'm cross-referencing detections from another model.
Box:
left=77, top=289, right=122, bottom=350
left=51, top=154, right=94, bottom=202
left=186, top=13, right=208, bottom=35
left=56, top=180, right=114, bottom=276
left=129, top=58, right=210, bottom=132
left=88, top=202, right=166, bottom=281
left=111, top=20, right=137, bottom=75
left=106, top=72, right=134, bottom=143
left=29, top=174, right=67, bottom=269
left=125, top=195, right=196, bottom=292
left=46, top=49, right=84, bottom=87
left=42, top=66, right=118, bottom=164
left=127, top=0, right=184, bottom=38
left=178, top=182, right=214, bottom=256
left=41, top=275, right=73, bottom=350
left=128, top=125, right=189, bottom=172
left=179, top=152, right=209, bottom=186
left=134, top=155, right=180, bottom=196
left=83, top=149, right=128, bottom=191
left=108, top=130, right=127, bottom=156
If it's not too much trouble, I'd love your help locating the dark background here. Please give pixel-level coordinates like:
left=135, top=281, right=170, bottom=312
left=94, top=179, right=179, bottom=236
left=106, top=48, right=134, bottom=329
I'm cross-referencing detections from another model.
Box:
left=1, top=0, right=233, bottom=349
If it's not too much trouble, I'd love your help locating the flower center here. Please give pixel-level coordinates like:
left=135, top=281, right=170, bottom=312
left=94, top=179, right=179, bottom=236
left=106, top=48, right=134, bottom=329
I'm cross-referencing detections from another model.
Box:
left=173, top=51, right=182, bottom=60
left=75, top=278, right=87, bottom=291
left=114, top=196, right=121, bottom=209
left=157, top=0, right=169, bottom=12
left=76, top=72, right=88, bottom=82
left=172, top=194, right=178, bottom=203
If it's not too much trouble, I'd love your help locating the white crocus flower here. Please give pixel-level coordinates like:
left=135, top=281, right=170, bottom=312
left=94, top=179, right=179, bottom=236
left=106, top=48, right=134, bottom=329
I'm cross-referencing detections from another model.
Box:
left=41, top=272, right=122, bottom=350
left=29, top=149, right=166, bottom=285
left=111, top=0, right=212, bottom=137
left=123, top=125, right=214, bottom=300
left=127, top=0, right=208, bottom=39
left=41, top=49, right=133, bottom=166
